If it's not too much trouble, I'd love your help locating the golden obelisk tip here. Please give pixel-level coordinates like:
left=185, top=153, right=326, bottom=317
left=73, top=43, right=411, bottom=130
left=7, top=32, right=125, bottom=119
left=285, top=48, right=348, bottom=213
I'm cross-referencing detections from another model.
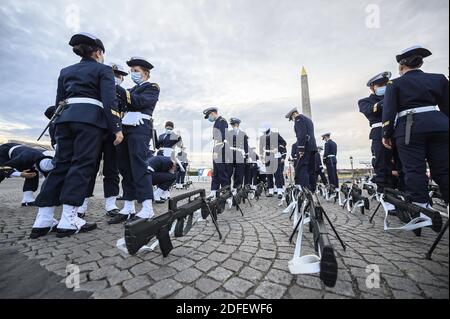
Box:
left=301, top=66, right=307, bottom=76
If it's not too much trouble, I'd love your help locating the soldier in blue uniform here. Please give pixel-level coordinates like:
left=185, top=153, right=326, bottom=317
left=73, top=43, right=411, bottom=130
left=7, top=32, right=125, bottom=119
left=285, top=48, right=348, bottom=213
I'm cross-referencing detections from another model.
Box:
left=227, top=118, right=249, bottom=192
left=314, top=146, right=328, bottom=185
left=157, top=121, right=182, bottom=157
left=109, top=56, right=160, bottom=224
left=148, top=156, right=177, bottom=204
left=286, top=108, right=318, bottom=191
left=382, top=45, right=449, bottom=207
left=245, top=147, right=259, bottom=190
left=359, top=72, right=395, bottom=195
left=31, top=32, right=123, bottom=238
left=259, top=123, right=287, bottom=198
left=175, top=147, right=189, bottom=189
left=0, top=143, right=55, bottom=206
left=81, top=63, right=130, bottom=218
left=203, top=107, right=230, bottom=198
left=322, top=133, right=339, bottom=189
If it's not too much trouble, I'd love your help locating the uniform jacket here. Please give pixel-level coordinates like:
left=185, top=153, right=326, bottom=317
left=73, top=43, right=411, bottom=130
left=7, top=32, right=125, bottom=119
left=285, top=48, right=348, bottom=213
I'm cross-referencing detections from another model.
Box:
left=358, top=94, right=384, bottom=140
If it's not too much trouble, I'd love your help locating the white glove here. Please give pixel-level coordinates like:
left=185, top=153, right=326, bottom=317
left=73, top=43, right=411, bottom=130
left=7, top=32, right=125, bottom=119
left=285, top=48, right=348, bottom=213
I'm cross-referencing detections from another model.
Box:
left=122, top=112, right=142, bottom=126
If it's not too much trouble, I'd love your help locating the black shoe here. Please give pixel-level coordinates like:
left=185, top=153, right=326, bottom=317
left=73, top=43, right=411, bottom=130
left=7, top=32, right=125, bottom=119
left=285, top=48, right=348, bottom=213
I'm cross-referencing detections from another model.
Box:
left=117, top=196, right=124, bottom=201
left=320, top=245, right=338, bottom=288
left=56, top=223, right=97, bottom=238
left=108, top=214, right=134, bottom=225
left=267, top=194, right=274, bottom=198
left=127, top=215, right=146, bottom=224
left=277, top=194, right=283, bottom=200
left=29, top=226, right=56, bottom=239
left=154, top=200, right=166, bottom=204
left=106, top=209, right=120, bottom=217
left=77, top=213, right=86, bottom=219
left=22, top=202, right=36, bottom=207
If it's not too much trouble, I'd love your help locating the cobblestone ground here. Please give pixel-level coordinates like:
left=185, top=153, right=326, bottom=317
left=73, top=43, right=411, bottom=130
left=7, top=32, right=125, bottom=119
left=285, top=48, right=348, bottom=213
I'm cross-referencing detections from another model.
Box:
left=0, top=178, right=448, bottom=299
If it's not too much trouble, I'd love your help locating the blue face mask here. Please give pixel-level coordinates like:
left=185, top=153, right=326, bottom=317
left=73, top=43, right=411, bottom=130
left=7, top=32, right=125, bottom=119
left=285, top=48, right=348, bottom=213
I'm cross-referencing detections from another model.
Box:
left=208, top=115, right=216, bottom=123
left=166, top=129, right=173, bottom=134
left=375, top=86, right=386, bottom=96
left=131, top=71, right=143, bottom=85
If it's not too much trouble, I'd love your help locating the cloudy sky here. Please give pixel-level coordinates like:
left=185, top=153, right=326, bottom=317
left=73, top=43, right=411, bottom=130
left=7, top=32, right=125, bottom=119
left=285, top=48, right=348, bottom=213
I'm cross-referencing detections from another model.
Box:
left=0, top=0, right=448, bottom=168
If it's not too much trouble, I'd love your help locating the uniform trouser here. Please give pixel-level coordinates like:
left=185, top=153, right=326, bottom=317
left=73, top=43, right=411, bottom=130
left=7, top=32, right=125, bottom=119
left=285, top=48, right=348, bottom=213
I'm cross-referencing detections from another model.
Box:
left=307, top=155, right=317, bottom=192
left=35, top=123, right=104, bottom=207
left=229, top=162, right=246, bottom=189
left=117, top=132, right=153, bottom=202
left=325, top=158, right=339, bottom=188
left=211, top=162, right=230, bottom=191
left=176, top=164, right=188, bottom=184
left=294, top=152, right=312, bottom=190
left=245, top=164, right=258, bottom=186
left=371, top=139, right=394, bottom=193
left=87, top=134, right=120, bottom=198
left=266, top=159, right=284, bottom=190
left=396, top=132, right=449, bottom=204
left=23, top=174, right=39, bottom=192
left=152, top=172, right=176, bottom=191
left=315, top=170, right=328, bottom=185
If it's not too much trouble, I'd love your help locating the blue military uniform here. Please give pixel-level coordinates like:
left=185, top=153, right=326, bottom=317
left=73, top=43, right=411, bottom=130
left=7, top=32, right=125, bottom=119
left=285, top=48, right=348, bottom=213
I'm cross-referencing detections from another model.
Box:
left=245, top=147, right=259, bottom=187
left=148, top=128, right=158, bottom=159
left=33, top=32, right=120, bottom=238
left=314, top=151, right=328, bottom=185
left=0, top=144, right=54, bottom=205
left=115, top=64, right=160, bottom=204
left=148, top=156, right=177, bottom=192
left=176, top=150, right=189, bottom=187
left=286, top=109, right=318, bottom=191
left=359, top=72, right=395, bottom=192
left=157, top=131, right=182, bottom=157
left=259, top=128, right=287, bottom=196
left=227, top=118, right=249, bottom=190
left=382, top=46, right=449, bottom=204
left=203, top=108, right=230, bottom=194
left=323, top=135, right=339, bottom=188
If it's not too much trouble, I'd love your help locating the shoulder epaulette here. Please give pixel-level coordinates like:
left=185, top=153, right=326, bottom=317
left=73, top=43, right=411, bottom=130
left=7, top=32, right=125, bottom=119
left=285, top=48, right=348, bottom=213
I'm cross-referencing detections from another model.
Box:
left=151, top=83, right=160, bottom=90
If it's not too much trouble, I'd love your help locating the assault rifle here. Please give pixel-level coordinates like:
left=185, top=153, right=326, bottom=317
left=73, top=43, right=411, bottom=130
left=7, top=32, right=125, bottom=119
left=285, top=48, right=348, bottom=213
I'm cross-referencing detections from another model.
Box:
left=349, top=184, right=370, bottom=215
left=287, top=187, right=346, bottom=288
left=124, top=189, right=222, bottom=257
left=37, top=101, right=67, bottom=141
left=369, top=188, right=443, bottom=237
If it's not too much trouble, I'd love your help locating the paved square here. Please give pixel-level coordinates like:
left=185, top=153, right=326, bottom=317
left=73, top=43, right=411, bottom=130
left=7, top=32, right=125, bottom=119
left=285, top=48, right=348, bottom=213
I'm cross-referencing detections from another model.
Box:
left=0, top=179, right=448, bottom=299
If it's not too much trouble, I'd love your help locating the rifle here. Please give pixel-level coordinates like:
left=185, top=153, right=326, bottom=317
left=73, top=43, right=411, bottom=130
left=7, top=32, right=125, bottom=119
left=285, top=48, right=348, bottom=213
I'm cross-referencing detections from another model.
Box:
left=254, top=182, right=266, bottom=201
left=235, top=185, right=253, bottom=208
left=288, top=188, right=346, bottom=288
left=383, top=188, right=443, bottom=235
left=350, top=184, right=370, bottom=215
left=124, top=189, right=222, bottom=257
left=37, top=101, right=67, bottom=141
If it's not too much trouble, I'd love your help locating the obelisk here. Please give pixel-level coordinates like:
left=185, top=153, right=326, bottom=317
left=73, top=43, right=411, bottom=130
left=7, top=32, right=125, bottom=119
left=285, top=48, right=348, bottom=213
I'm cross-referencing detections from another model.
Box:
left=301, top=66, right=312, bottom=119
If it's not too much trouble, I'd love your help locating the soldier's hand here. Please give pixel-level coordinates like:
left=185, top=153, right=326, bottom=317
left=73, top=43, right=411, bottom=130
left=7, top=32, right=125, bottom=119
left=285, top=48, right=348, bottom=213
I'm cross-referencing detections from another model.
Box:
left=382, top=138, right=393, bottom=150
left=114, top=131, right=124, bottom=146
left=20, top=170, right=37, bottom=179
left=392, top=170, right=399, bottom=177
left=299, top=152, right=305, bottom=159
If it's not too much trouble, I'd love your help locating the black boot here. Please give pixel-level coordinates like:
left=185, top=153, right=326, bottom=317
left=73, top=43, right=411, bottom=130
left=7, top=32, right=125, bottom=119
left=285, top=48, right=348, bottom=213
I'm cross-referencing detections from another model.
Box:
left=106, top=209, right=120, bottom=217
left=56, top=223, right=97, bottom=238
left=108, top=213, right=134, bottom=225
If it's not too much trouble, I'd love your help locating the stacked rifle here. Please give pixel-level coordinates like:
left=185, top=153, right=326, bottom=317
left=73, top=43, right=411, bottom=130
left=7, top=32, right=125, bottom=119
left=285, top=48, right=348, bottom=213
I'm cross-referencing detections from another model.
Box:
left=283, top=185, right=346, bottom=288
left=124, top=186, right=249, bottom=257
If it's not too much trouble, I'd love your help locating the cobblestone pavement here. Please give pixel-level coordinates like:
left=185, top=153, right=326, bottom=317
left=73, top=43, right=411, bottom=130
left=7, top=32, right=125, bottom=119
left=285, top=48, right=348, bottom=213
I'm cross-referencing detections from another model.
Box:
left=0, top=179, right=448, bottom=299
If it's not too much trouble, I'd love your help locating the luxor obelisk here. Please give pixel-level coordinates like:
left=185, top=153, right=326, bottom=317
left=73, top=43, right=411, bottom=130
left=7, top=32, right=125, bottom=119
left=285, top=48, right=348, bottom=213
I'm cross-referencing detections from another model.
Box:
left=301, top=66, right=312, bottom=119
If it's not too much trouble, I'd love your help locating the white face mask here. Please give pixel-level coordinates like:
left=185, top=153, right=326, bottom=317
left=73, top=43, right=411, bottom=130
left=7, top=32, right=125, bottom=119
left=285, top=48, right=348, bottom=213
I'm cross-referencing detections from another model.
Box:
left=375, top=86, right=386, bottom=96
left=115, top=77, right=123, bottom=86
